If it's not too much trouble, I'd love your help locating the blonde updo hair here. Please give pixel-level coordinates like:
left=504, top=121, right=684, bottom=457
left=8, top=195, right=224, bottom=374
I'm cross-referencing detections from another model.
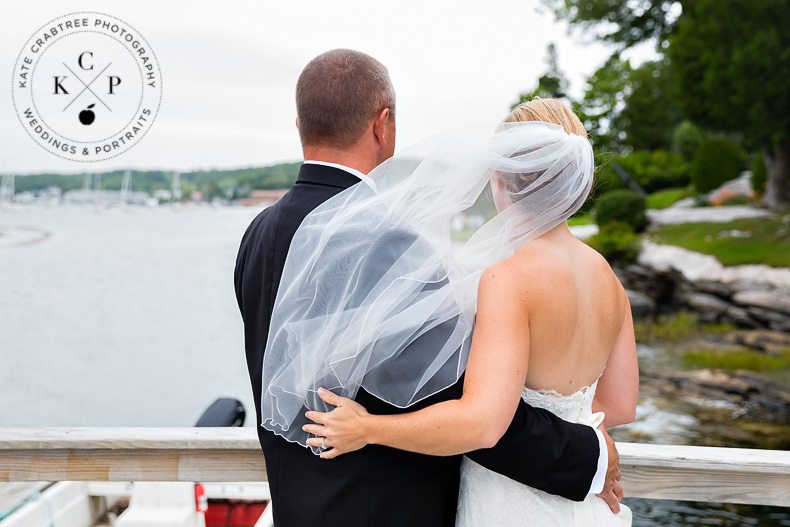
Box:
left=496, top=98, right=588, bottom=202
left=504, top=97, right=587, bottom=137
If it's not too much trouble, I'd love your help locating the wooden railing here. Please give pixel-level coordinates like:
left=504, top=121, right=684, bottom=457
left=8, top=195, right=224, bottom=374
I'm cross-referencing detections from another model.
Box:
left=1, top=428, right=789, bottom=507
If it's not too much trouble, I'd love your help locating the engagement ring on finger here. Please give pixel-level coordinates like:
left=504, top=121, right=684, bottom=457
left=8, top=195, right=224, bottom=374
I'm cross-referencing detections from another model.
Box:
left=321, top=437, right=327, bottom=450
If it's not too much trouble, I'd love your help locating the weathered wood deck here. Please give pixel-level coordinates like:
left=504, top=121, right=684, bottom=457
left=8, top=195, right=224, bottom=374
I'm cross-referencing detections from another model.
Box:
left=1, top=428, right=788, bottom=507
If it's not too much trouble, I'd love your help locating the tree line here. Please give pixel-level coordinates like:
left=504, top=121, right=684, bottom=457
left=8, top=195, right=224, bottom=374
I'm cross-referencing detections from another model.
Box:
left=523, top=0, right=789, bottom=210
left=11, top=162, right=301, bottom=201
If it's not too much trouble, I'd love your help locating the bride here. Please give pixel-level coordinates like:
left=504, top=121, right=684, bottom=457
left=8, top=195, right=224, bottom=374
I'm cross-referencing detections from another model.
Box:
left=298, top=99, right=638, bottom=526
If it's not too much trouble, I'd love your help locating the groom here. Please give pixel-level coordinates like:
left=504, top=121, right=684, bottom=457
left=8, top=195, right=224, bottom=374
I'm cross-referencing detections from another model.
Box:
left=234, top=49, right=622, bottom=527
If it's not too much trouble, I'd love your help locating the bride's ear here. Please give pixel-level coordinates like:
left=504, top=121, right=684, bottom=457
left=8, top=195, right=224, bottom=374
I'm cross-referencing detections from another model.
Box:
left=490, top=174, right=505, bottom=192
left=490, top=174, right=511, bottom=212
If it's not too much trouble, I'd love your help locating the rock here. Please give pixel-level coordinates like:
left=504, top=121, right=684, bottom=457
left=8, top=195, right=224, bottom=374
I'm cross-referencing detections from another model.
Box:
left=729, top=370, right=790, bottom=416
left=688, top=368, right=751, bottom=394
left=733, top=290, right=790, bottom=314
left=725, top=329, right=790, bottom=354
left=646, top=205, right=772, bottom=226
left=639, top=241, right=790, bottom=288
left=768, top=320, right=790, bottom=333
left=695, top=280, right=735, bottom=299
left=623, top=264, right=657, bottom=280
left=616, top=251, right=790, bottom=331
left=764, top=318, right=790, bottom=333
left=743, top=306, right=790, bottom=332
left=669, top=197, right=697, bottom=209
left=728, top=280, right=774, bottom=294
left=705, top=173, right=755, bottom=206
left=724, top=306, right=761, bottom=328
left=685, top=292, right=731, bottom=315
left=626, top=289, right=656, bottom=319
left=650, top=369, right=790, bottom=420
left=671, top=369, right=751, bottom=404
left=618, top=263, right=684, bottom=305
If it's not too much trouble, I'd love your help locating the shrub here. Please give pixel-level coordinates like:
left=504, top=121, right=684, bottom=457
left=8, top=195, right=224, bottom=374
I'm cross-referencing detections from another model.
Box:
left=575, top=156, right=625, bottom=215
left=751, top=152, right=767, bottom=194
left=672, top=120, right=706, bottom=162
left=624, top=150, right=690, bottom=193
left=596, top=150, right=689, bottom=194
left=587, top=221, right=642, bottom=262
left=595, top=189, right=648, bottom=231
left=594, top=159, right=625, bottom=195
left=691, top=138, right=746, bottom=194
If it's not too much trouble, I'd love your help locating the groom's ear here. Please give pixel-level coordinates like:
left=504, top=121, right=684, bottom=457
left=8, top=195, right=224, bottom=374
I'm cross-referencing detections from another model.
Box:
left=295, top=117, right=299, bottom=130
left=372, top=108, right=392, bottom=147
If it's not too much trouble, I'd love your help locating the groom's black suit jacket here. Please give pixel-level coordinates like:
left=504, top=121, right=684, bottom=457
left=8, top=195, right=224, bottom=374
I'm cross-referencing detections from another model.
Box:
left=234, top=163, right=600, bottom=527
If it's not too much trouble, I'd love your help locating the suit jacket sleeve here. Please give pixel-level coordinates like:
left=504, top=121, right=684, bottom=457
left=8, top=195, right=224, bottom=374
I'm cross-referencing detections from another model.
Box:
left=465, top=396, right=600, bottom=502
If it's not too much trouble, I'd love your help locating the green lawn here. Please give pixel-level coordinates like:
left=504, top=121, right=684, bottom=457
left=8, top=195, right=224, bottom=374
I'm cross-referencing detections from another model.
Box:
left=647, top=187, right=688, bottom=209
left=567, top=213, right=594, bottom=226
left=649, top=216, right=790, bottom=267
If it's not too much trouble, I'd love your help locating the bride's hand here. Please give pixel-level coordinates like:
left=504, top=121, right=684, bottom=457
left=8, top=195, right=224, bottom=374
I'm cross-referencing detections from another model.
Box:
left=303, top=387, right=371, bottom=459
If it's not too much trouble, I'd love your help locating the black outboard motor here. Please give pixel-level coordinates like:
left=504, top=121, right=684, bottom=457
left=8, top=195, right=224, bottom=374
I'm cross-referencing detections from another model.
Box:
left=195, top=398, right=246, bottom=427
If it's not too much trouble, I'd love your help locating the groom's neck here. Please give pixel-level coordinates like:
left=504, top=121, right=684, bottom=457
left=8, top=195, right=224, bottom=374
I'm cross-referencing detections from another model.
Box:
left=302, top=145, right=377, bottom=175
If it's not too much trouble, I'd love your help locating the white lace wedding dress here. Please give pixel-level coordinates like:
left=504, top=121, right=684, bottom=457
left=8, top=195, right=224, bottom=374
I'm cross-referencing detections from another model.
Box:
left=457, top=378, right=631, bottom=527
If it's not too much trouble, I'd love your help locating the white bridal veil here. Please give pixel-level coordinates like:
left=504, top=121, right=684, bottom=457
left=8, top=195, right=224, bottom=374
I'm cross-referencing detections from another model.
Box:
left=260, top=121, right=594, bottom=452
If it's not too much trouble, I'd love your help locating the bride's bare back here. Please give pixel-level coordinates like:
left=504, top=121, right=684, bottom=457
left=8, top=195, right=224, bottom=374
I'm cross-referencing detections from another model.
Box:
left=470, top=219, right=638, bottom=430
left=508, top=225, right=627, bottom=395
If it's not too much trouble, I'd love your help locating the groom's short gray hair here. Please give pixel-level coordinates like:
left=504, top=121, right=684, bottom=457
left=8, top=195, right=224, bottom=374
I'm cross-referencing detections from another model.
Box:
left=296, top=49, right=395, bottom=149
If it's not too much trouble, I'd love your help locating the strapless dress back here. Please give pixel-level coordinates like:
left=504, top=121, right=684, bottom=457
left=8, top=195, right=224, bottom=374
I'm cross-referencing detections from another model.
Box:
left=456, top=377, right=631, bottom=527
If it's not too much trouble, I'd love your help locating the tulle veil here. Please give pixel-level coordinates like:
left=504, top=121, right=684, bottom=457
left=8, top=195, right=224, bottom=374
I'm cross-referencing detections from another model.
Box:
left=259, top=121, right=594, bottom=452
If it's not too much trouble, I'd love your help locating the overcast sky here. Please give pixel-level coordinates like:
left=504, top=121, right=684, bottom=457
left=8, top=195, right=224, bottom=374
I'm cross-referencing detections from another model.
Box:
left=1, top=0, right=656, bottom=175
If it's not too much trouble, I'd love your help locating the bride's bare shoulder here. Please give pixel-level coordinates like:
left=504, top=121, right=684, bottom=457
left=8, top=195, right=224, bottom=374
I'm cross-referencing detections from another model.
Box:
left=478, top=246, right=560, bottom=300
left=483, top=239, right=621, bottom=293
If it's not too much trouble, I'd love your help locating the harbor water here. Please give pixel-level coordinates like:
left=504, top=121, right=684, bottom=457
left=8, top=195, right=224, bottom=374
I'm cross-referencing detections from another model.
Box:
left=1, top=204, right=788, bottom=526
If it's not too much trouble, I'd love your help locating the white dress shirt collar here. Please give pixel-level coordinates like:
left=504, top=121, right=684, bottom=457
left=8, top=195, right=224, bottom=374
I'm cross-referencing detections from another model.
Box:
left=302, top=160, right=378, bottom=192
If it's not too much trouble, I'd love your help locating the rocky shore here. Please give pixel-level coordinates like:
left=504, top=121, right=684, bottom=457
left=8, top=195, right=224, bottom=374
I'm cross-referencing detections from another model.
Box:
left=641, top=368, right=790, bottom=422
left=617, top=246, right=790, bottom=332
left=611, top=230, right=790, bottom=433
